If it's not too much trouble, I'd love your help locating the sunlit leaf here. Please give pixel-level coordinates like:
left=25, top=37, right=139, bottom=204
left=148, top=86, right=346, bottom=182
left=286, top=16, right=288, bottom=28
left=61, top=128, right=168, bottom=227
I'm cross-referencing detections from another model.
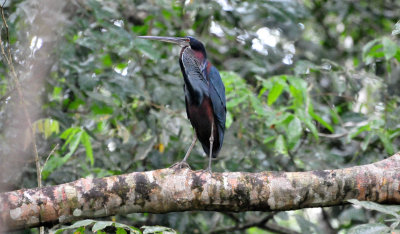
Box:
left=55, top=219, right=95, bottom=233
left=92, top=221, right=114, bottom=232
left=392, top=20, right=400, bottom=35
left=268, top=82, right=284, bottom=105
left=362, top=38, right=380, bottom=63
left=297, top=109, right=319, bottom=140
left=382, top=37, right=398, bottom=60
left=61, top=127, right=81, bottom=151
left=102, top=54, right=113, bottom=67
left=142, top=225, right=176, bottom=234
left=116, top=228, right=127, bottom=234
left=81, top=131, right=94, bottom=166
left=68, top=130, right=83, bottom=155
left=287, top=116, right=302, bottom=149
left=348, top=223, right=390, bottom=234
left=33, top=118, right=60, bottom=139
left=225, top=111, right=233, bottom=128
left=348, top=124, right=371, bottom=141
left=275, top=135, right=288, bottom=155
left=348, top=199, right=400, bottom=217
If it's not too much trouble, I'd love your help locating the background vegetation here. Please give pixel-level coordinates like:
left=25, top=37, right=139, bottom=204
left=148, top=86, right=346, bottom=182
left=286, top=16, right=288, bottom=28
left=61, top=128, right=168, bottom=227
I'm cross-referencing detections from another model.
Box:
left=1, top=0, right=400, bottom=233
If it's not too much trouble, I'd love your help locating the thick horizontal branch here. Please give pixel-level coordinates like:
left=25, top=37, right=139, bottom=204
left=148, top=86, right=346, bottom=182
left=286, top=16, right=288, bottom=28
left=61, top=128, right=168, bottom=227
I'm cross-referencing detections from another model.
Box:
left=1, top=153, right=400, bottom=231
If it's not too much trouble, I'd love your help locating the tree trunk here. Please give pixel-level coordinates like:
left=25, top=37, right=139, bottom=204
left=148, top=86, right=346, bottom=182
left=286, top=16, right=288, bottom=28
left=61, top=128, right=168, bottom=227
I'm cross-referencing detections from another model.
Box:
left=1, top=153, right=400, bottom=231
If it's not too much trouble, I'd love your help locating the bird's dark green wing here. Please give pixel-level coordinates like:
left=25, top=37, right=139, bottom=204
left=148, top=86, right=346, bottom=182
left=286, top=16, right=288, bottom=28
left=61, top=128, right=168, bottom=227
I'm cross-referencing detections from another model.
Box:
left=208, top=65, right=226, bottom=153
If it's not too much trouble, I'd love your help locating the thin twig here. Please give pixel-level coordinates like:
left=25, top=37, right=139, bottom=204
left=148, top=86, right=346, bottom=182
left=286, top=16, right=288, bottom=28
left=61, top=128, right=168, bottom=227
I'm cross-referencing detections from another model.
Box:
left=40, top=144, right=59, bottom=175
left=318, top=131, right=348, bottom=139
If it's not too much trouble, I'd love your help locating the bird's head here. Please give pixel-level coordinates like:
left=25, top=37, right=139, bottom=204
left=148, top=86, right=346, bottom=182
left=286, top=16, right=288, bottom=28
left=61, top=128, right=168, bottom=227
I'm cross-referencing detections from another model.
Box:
left=138, top=36, right=207, bottom=58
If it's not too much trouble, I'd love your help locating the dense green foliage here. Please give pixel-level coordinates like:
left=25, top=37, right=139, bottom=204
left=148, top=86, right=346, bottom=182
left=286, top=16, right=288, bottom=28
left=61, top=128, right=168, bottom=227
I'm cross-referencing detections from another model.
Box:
left=1, top=0, right=400, bottom=233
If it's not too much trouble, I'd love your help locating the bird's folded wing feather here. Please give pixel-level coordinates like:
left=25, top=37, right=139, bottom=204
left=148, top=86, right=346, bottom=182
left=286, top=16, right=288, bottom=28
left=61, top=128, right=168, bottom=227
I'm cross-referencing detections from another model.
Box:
left=208, top=66, right=226, bottom=146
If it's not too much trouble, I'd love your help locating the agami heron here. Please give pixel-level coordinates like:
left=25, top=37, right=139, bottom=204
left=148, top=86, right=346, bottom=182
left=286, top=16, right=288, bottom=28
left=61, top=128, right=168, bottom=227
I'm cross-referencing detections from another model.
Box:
left=138, top=36, right=226, bottom=172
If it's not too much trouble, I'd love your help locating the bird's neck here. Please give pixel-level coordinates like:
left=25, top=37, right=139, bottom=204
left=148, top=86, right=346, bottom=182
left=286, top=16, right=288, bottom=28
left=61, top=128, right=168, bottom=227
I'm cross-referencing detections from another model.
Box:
left=179, top=47, right=209, bottom=106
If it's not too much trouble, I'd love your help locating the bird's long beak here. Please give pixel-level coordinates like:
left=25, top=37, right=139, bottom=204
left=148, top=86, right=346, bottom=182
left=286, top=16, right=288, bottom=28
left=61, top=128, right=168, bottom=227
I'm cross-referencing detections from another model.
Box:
left=137, top=36, right=190, bottom=47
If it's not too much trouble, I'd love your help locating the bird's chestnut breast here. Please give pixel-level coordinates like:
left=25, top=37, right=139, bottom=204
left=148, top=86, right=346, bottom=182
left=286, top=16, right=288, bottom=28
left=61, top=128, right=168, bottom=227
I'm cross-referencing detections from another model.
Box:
left=187, top=96, right=218, bottom=145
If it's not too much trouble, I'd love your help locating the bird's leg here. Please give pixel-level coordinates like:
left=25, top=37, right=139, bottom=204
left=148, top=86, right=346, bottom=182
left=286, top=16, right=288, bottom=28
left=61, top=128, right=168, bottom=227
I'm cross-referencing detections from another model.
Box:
left=182, top=135, right=197, bottom=163
left=170, top=135, right=197, bottom=170
left=206, top=122, right=214, bottom=173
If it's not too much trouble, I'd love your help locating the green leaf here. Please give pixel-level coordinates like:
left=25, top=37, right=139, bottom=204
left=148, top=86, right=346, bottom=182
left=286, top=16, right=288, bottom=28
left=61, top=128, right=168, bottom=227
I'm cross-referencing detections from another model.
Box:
left=247, top=227, right=268, bottom=234
left=225, top=111, right=233, bottom=128
left=297, top=109, right=319, bottom=140
left=377, top=131, right=395, bottom=155
left=116, top=62, right=128, bottom=70
left=142, top=226, right=176, bottom=234
left=91, top=103, right=114, bottom=115
left=309, top=106, right=333, bottom=133
left=114, top=222, right=141, bottom=233
left=52, top=86, right=62, bottom=101
left=68, top=130, right=83, bottom=155
left=116, top=227, right=127, bottom=234
left=33, top=118, right=60, bottom=139
left=271, top=112, right=293, bottom=126
left=382, top=37, right=398, bottom=60
left=60, top=127, right=79, bottom=139
left=287, top=117, right=302, bottom=149
left=392, top=20, right=400, bottom=36
left=60, top=127, right=81, bottom=151
left=226, top=95, right=247, bottom=108
left=81, top=131, right=94, bottom=166
left=92, top=221, right=114, bottom=232
left=362, top=38, right=380, bottom=63
left=55, top=219, right=95, bottom=233
left=42, top=155, right=64, bottom=180
left=348, top=223, right=390, bottom=234
left=348, top=199, right=400, bottom=217
left=263, top=135, right=275, bottom=144
left=275, top=135, right=288, bottom=155
left=361, top=133, right=372, bottom=151
left=250, top=95, right=265, bottom=115
left=349, top=124, right=371, bottom=140
left=102, top=54, right=113, bottom=67
left=268, top=82, right=284, bottom=105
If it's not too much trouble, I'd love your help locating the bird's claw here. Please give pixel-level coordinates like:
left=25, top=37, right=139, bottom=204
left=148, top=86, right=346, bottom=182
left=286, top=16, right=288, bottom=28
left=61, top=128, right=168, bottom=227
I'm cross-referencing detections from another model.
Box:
left=170, top=161, right=191, bottom=170
left=199, top=167, right=213, bottom=176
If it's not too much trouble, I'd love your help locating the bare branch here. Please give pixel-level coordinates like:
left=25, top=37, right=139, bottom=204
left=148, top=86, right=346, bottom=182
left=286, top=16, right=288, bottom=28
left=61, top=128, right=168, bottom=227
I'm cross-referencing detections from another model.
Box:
left=1, top=153, right=400, bottom=232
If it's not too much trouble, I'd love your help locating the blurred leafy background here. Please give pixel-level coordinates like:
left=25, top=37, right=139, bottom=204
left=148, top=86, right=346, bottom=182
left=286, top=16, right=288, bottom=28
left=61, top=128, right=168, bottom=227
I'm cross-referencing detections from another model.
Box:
left=1, top=0, right=400, bottom=233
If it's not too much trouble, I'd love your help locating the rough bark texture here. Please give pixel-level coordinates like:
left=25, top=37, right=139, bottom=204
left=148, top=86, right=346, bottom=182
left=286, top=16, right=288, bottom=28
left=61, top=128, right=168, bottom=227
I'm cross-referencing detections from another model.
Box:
left=1, top=153, right=400, bottom=231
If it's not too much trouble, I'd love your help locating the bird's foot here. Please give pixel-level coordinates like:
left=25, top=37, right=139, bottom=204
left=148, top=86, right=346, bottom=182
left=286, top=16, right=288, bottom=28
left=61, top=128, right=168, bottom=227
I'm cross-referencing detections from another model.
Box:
left=170, top=161, right=191, bottom=170
left=199, top=167, right=213, bottom=176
